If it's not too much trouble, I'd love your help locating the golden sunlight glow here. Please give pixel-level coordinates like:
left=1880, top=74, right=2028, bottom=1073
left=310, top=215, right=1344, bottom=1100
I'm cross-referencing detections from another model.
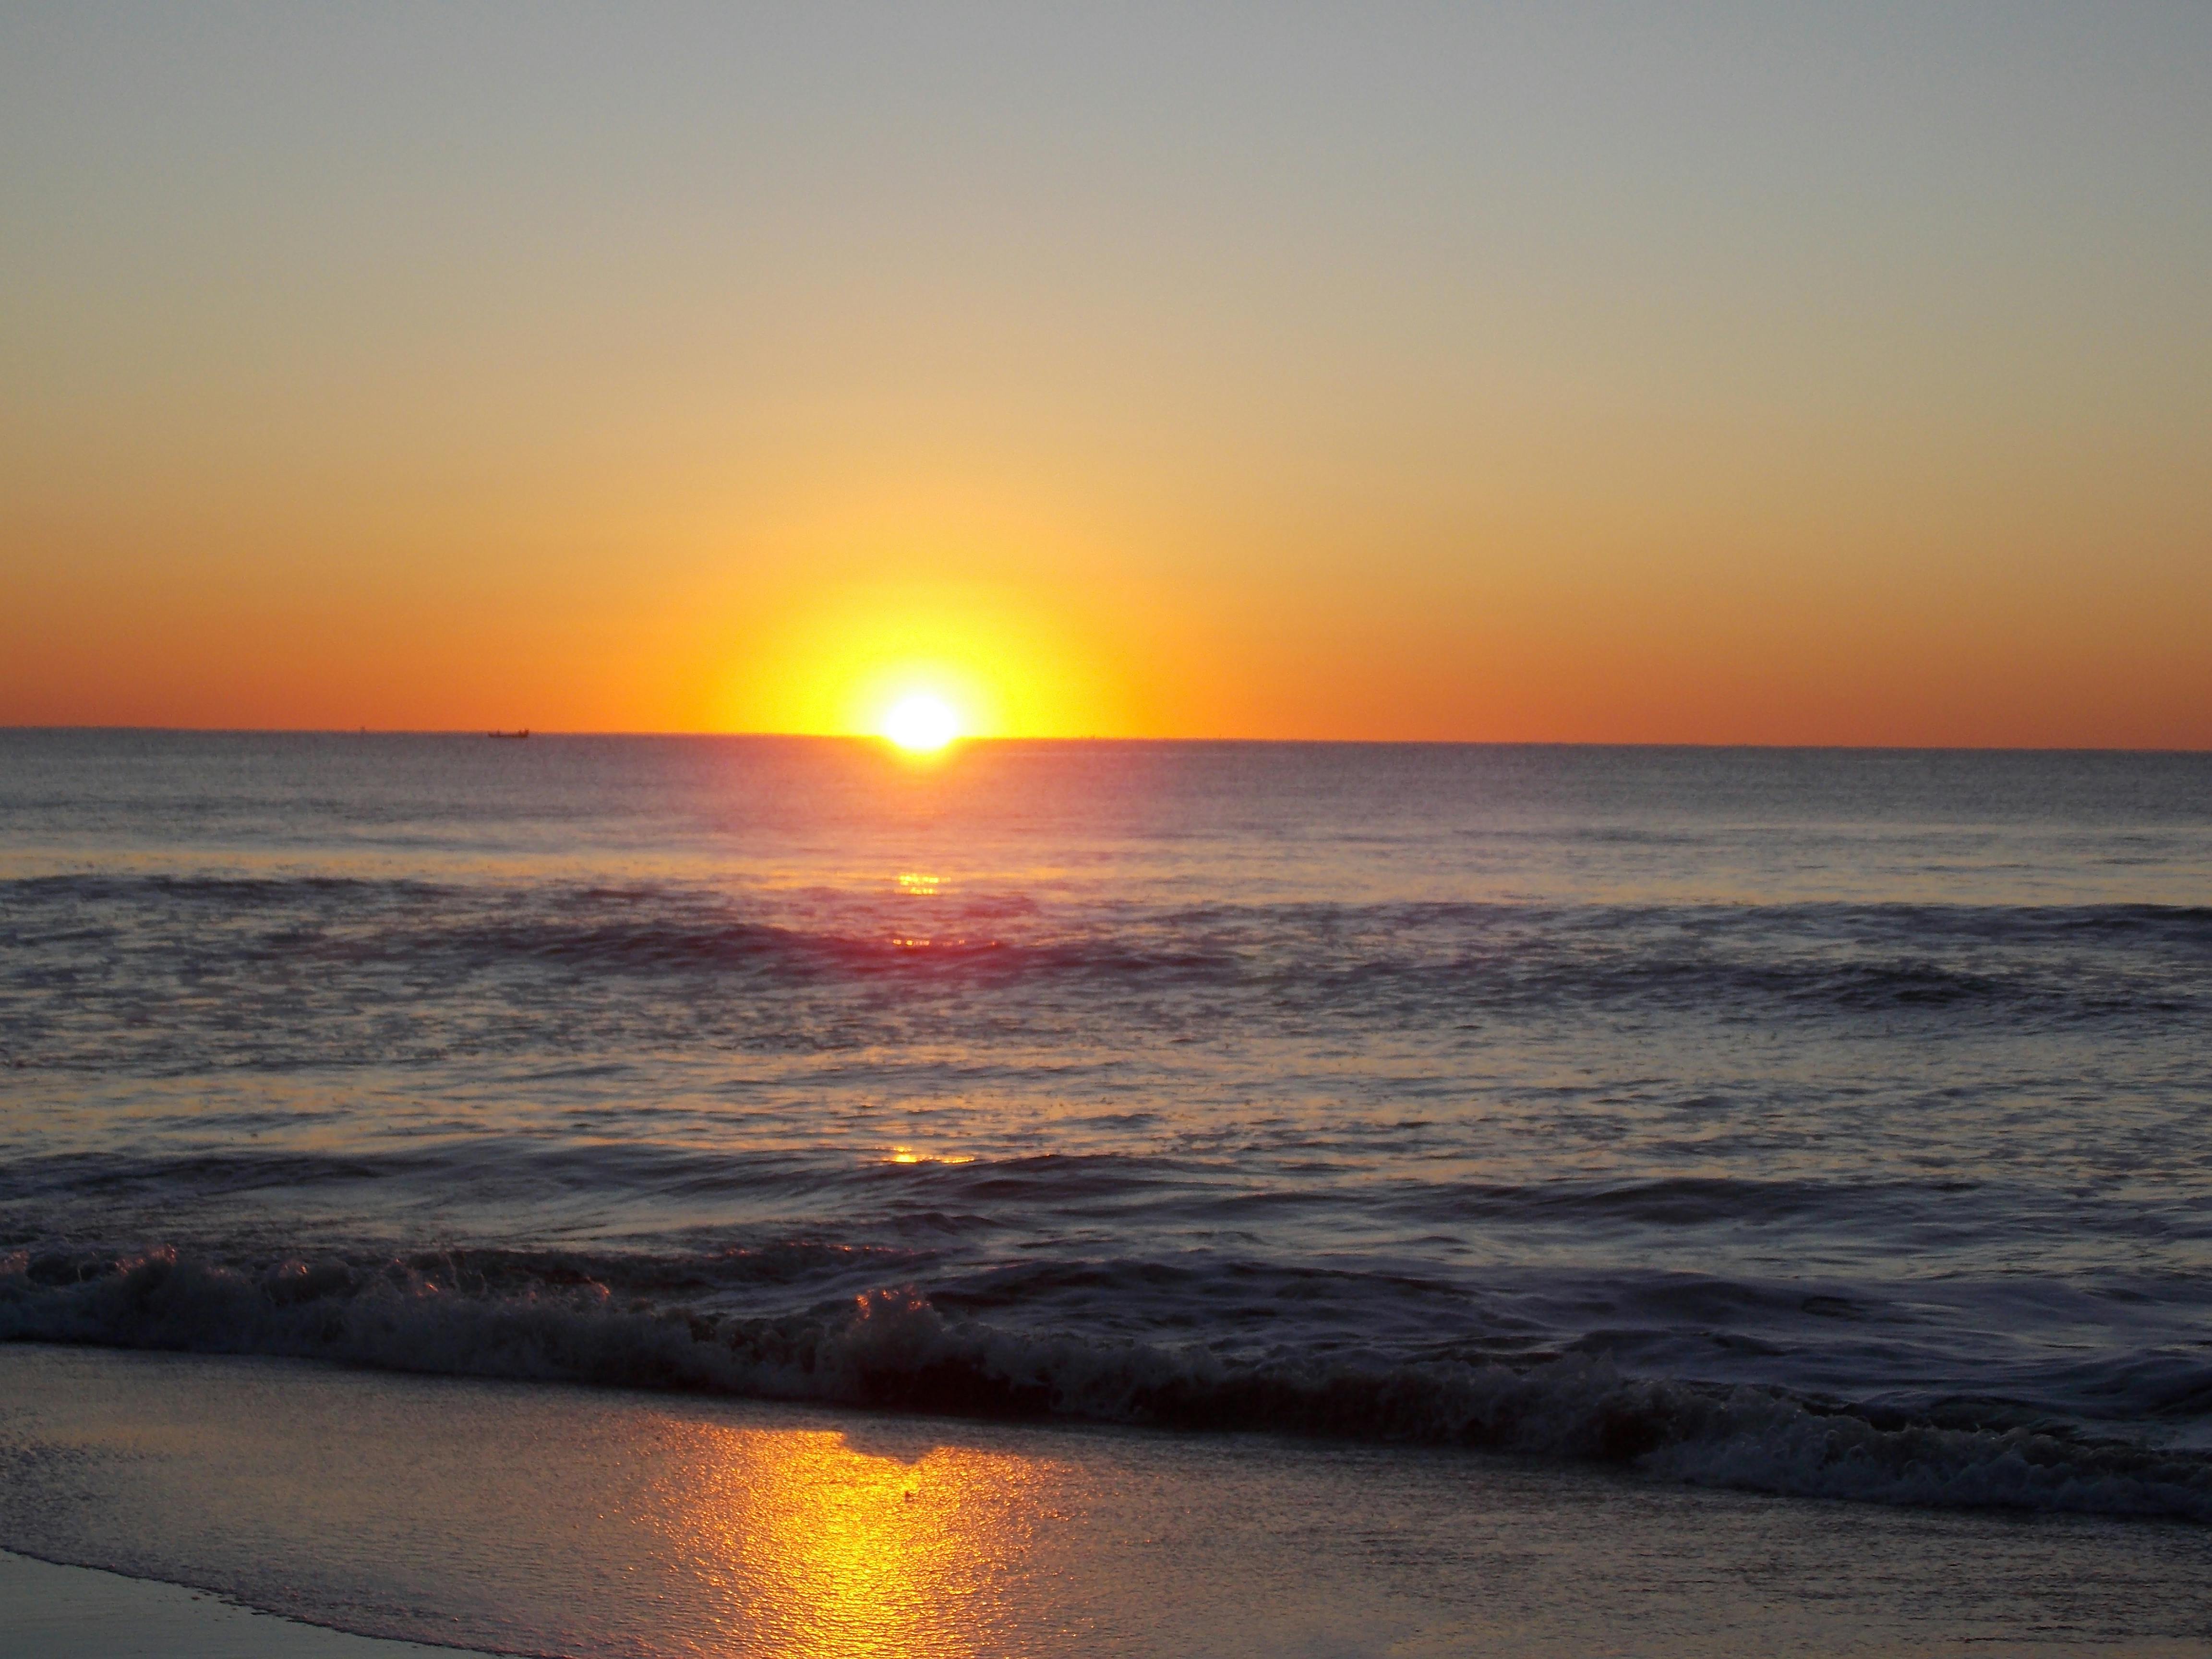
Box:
left=882, top=693, right=960, bottom=752
left=721, top=572, right=1147, bottom=740
left=646, top=1415, right=1075, bottom=1656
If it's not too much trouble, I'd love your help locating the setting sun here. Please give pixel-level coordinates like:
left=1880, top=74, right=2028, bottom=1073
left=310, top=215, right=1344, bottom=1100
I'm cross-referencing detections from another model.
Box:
left=882, top=694, right=961, bottom=752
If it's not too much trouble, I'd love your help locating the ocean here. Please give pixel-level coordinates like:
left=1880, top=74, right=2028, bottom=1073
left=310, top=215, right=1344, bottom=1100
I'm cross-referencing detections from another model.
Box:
left=3, top=732, right=2210, bottom=1655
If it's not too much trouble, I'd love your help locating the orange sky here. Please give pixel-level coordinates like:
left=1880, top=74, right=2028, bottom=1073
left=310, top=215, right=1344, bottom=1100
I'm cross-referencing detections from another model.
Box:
left=4, top=6, right=2209, bottom=746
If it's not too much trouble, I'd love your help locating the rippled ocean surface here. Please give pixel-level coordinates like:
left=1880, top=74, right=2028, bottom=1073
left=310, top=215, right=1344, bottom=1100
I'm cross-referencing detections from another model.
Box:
left=4, top=732, right=2209, bottom=1519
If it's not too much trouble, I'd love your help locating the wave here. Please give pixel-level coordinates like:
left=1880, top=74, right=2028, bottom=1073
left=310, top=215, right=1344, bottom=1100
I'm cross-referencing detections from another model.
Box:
left=18, top=872, right=2212, bottom=936
left=0, top=1147, right=2033, bottom=1241
left=6, top=877, right=2205, bottom=1032
left=6, top=1247, right=2209, bottom=1524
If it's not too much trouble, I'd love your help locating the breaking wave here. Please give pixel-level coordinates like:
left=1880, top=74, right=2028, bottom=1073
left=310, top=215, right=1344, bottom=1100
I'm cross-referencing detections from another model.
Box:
left=6, top=1246, right=2209, bottom=1524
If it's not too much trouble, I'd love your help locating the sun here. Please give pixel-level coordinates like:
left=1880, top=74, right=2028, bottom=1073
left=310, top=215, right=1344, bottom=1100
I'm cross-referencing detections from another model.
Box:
left=882, top=693, right=961, bottom=752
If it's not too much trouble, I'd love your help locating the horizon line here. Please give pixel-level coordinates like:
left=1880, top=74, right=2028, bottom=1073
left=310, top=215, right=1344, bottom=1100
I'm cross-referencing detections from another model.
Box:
left=3, top=725, right=2207, bottom=757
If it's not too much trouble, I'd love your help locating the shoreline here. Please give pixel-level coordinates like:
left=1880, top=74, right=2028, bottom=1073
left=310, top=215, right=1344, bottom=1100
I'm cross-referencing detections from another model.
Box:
left=0, top=1548, right=475, bottom=1658
left=4, top=1343, right=2210, bottom=1658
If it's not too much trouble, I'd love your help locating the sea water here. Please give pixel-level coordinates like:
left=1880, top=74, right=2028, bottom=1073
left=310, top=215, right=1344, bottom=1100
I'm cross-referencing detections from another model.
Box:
left=2, top=732, right=2210, bottom=1535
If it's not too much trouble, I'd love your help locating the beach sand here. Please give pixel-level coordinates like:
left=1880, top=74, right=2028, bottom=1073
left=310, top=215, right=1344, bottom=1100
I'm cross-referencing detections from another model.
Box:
left=2, top=1343, right=2207, bottom=1659
left=0, top=1549, right=460, bottom=1658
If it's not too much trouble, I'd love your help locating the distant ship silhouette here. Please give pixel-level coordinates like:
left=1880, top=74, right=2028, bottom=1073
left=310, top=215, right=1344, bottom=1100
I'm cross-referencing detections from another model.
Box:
left=487, top=729, right=529, bottom=740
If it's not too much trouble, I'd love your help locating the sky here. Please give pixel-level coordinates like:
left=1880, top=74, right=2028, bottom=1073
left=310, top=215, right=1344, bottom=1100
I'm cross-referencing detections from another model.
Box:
left=3, top=2, right=2208, bottom=745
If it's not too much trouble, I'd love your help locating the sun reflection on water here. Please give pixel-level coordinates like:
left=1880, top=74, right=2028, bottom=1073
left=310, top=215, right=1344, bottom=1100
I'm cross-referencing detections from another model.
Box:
left=648, top=1419, right=1071, bottom=1658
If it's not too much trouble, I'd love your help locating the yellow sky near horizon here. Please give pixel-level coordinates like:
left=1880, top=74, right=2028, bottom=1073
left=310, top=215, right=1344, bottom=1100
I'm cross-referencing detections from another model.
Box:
left=4, top=5, right=2209, bottom=747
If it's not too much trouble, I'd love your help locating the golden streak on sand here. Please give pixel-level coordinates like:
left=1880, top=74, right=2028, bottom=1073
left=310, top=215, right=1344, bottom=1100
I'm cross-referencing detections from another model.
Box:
left=648, top=1420, right=1066, bottom=1658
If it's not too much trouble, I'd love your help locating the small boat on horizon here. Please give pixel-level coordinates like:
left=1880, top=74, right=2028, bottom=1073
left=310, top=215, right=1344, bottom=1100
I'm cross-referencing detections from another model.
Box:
left=487, top=729, right=530, bottom=740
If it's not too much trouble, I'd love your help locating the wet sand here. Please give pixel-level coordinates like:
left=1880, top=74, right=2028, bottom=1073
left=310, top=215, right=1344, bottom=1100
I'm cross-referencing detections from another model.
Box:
left=2, top=1343, right=2208, bottom=1659
left=0, top=1549, right=462, bottom=1658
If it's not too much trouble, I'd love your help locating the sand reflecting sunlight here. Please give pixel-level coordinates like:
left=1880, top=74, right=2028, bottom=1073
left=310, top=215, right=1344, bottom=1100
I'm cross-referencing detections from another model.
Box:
left=645, top=1420, right=1076, bottom=1658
